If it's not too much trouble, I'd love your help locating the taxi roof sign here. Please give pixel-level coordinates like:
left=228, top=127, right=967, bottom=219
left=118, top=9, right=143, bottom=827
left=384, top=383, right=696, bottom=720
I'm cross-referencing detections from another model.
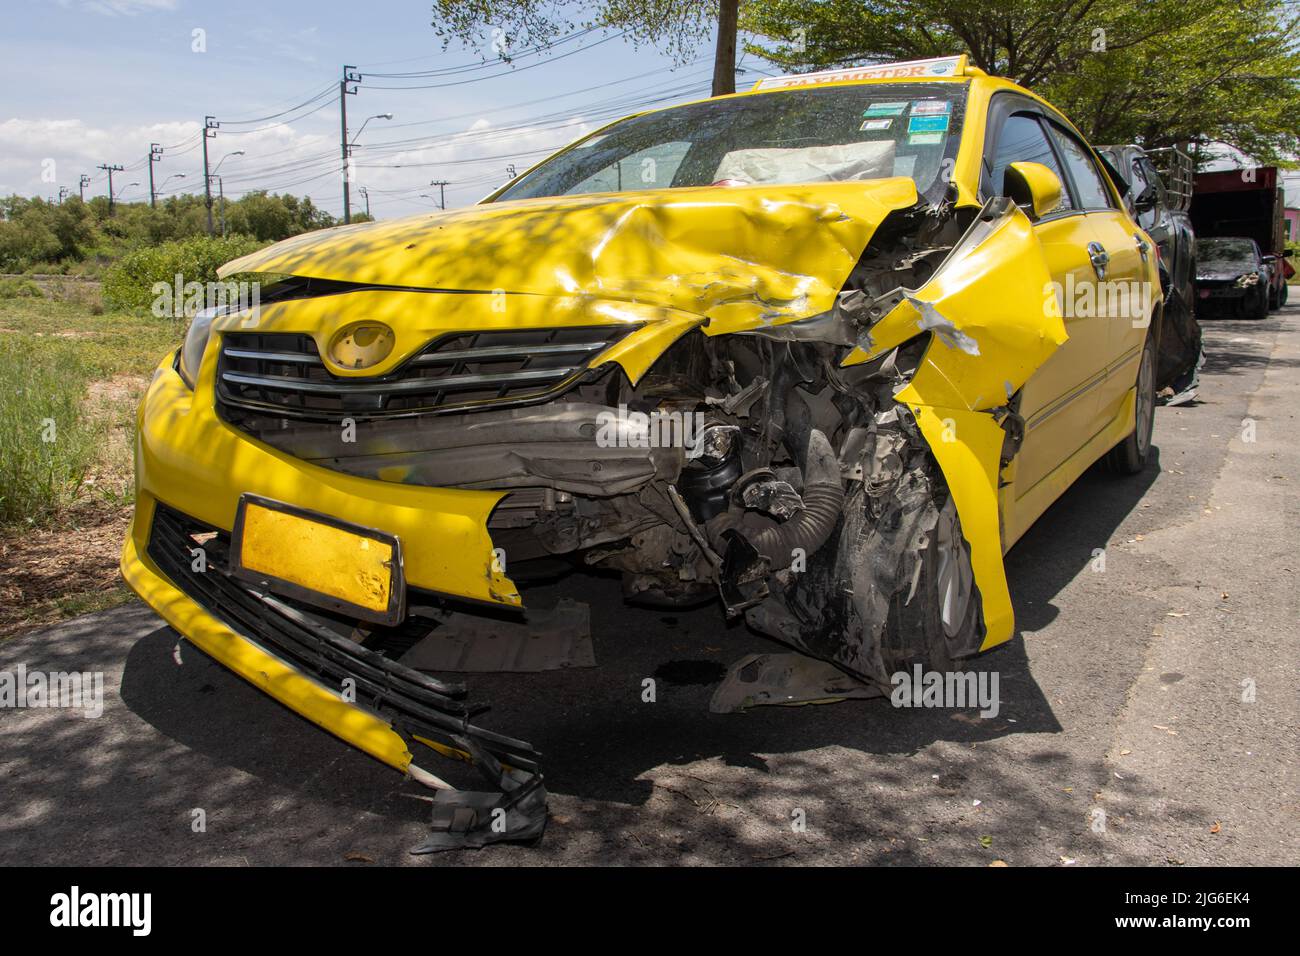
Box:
left=753, top=55, right=970, bottom=91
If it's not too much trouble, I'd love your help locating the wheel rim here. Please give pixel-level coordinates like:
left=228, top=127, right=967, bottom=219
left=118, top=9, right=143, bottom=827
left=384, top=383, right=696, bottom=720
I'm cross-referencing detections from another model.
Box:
left=1135, top=345, right=1154, bottom=455
left=934, top=500, right=973, bottom=638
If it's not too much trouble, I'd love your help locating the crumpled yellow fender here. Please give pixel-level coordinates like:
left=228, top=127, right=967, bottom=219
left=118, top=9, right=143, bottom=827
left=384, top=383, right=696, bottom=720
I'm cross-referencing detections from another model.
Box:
left=846, top=201, right=1068, bottom=650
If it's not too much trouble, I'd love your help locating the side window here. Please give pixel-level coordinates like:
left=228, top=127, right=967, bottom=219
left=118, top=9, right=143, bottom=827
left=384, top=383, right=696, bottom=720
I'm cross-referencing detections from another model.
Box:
left=1128, top=158, right=1158, bottom=229
left=569, top=141, right=690, bottom=195
left=1046, top=123, right=1113, bottom=210
left=989, top=113, right=1073, bottom=211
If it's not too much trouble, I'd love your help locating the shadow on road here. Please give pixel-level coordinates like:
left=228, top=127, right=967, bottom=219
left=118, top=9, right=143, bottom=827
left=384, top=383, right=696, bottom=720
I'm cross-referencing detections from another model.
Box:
left=107, top=438, right=1165, bottom=865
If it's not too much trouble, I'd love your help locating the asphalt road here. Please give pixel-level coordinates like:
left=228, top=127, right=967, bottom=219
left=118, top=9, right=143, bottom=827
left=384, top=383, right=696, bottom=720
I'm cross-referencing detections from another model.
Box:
left=2, top=307, right=1297, bottom=867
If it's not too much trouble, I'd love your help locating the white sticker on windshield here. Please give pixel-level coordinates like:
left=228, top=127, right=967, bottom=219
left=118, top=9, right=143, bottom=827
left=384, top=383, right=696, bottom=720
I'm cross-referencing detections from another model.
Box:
left=910, top=99, right=951, bottom=115
left=860, top=118, right=893, bottom=131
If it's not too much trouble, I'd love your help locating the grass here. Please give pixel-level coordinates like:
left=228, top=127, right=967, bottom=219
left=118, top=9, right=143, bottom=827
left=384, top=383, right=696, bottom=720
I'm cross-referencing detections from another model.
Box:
left=0, top=282, right=179, bottom=636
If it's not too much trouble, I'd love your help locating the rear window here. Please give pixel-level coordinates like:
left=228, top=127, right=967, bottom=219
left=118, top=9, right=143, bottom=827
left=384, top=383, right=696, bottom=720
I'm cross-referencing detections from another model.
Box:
left=495, top=83, right=969, bottom=202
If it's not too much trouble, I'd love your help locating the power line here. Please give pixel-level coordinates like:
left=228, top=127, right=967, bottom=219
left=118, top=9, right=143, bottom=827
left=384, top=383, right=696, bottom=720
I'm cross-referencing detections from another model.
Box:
left=220, top=83, right=337, bottom=125
left=363, top=32, right=627, bottom=89
left=359, top=26, right=601, bottom=76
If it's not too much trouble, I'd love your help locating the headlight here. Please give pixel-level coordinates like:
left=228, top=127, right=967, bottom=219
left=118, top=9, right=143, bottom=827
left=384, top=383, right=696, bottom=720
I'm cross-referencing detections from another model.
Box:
left=178, top=307, right=221, bottom=388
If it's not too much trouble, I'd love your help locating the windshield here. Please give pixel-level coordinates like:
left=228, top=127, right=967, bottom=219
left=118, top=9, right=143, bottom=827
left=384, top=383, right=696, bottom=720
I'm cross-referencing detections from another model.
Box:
left=1199, top=238, right=1259, bottom=270
left=495, top=83, right=968, bottom=203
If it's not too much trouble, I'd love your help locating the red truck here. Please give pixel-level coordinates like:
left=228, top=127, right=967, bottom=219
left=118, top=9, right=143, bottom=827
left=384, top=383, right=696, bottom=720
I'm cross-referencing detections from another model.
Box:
left=1191, top=165, right=1295, bottom=310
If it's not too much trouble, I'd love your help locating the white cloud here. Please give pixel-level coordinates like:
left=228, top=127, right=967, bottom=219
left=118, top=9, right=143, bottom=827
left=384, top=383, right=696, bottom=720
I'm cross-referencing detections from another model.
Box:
left=66, top=0, right=178, bottom=16
left=0, top=111, right=599, bottom=217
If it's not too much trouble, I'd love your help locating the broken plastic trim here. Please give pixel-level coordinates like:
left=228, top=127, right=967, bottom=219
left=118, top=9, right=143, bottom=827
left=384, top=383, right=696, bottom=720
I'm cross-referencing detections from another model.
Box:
left=411, top=734, right=548, bottom=853
left=144, top=502, right=550, bottom=852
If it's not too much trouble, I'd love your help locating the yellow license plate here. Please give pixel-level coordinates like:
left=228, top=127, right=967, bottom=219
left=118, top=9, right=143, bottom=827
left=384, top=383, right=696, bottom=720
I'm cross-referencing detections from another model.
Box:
left=232, top=495, right=404, bottom=624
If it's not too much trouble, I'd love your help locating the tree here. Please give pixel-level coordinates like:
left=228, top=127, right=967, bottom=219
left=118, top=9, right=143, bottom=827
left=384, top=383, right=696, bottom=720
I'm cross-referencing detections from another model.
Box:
left=744, top=0, right=1300, bottom=164
left=430, top=0, right=741, bottom=96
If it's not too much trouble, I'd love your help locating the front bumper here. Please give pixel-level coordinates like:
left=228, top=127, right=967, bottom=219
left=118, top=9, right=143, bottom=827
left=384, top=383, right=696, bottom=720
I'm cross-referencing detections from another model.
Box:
left=121, top=351, right=532, bottom=778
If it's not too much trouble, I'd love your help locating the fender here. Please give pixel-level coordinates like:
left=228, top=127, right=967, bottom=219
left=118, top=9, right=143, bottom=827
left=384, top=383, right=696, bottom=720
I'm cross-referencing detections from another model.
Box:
left=845, top=199, right=1069, bottom=649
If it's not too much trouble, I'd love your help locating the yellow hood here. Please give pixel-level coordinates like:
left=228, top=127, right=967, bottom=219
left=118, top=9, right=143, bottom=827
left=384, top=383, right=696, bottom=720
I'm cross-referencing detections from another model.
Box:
left=220, top=180, right=921, bottom=332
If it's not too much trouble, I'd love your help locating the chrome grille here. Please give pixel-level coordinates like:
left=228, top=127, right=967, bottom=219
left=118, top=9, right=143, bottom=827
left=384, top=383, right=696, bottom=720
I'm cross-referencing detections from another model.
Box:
left=215, top=325, right=633, bottom=422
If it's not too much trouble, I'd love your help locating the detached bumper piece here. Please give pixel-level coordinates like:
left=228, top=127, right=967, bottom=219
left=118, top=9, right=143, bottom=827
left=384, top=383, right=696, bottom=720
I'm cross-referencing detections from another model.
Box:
left=146, top=502, right=548, bottom=851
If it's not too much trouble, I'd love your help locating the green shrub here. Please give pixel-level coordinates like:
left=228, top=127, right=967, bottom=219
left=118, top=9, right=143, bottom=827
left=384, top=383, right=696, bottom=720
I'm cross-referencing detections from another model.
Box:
left=0, top=278, right=44, bottom=299
left=0, top=338, right=100, bottom=526
left=102, top=234, right=267, bottom=313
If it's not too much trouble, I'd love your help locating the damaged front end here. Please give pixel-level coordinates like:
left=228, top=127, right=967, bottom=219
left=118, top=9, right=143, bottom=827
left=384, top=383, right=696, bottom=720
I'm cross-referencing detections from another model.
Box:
left=127, top=163, right=1065, bottom=850
left=230, top=191, right=1061, bottom=693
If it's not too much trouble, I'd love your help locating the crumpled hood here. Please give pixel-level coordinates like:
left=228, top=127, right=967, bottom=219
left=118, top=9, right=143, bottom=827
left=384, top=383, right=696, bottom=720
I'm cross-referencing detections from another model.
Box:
left=220, top=179, right=921, bottom=331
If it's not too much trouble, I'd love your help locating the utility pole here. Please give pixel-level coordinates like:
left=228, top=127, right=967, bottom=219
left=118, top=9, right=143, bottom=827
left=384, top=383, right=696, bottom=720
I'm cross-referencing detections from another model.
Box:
left=57, top=186, right=69, bottom=204
left=202, top=115, right=219, bottom=235
left=148, top=143, right=163, bottom=208
left=358, top=185, right=371, bottom=218
left=429, top=180, right=448, bottom=210
left=78, top=174, right=89, bottom=202
left=98, top=163, right=123, bottom=215
left=339, top=64, right=361, bottom=223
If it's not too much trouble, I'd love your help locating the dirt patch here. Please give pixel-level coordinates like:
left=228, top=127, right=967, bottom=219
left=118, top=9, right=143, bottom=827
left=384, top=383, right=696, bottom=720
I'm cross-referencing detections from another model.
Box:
left=0, top=505, right=135, bottom=638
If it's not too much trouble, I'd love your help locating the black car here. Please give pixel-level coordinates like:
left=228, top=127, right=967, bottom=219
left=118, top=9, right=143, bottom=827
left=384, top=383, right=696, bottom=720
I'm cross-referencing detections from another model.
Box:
left=1098, top=144, right=1202, bottom=401
left=1196, top=237, right=1271, bottom=320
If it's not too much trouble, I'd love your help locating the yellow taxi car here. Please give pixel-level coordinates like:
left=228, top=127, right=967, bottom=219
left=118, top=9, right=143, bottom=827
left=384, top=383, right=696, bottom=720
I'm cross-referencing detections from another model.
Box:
left=122, top=54, right=1159, bottom=846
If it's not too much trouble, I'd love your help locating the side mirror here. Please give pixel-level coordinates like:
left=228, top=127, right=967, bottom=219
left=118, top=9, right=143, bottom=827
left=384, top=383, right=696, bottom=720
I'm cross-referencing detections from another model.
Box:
left=1004, top=161, right=1063, bottom=219
left=1134, top=184, right=1158, bottom=211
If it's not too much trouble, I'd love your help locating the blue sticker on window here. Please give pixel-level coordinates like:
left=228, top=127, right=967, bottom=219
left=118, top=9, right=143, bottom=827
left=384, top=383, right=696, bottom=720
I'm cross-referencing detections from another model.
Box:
left=907, top=115, right=950, bottom=134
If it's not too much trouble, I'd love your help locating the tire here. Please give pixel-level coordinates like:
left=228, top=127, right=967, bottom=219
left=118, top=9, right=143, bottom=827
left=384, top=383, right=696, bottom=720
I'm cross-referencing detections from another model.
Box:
left=1281, top=283, right=1290, bottom=307
left=1249, top=286, right=1269, bottom=320
left=880, top=497, right=982, bottom=675
left=1268, top=284, right=1280, bottom=310
left=1107, top=334, right=1156, bottom=475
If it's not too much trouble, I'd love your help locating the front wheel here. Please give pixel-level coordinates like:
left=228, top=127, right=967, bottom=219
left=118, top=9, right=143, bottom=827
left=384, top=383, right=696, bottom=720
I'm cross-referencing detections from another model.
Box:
left=1107, top=335, right=1156, bottom=475
left=1248, top=285, right=1269, bottom=320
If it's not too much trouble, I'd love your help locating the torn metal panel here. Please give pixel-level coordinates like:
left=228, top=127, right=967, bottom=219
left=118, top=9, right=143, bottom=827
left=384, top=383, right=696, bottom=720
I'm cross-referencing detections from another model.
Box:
left=826, top=198, right=1069, bottom=656
left=398, top=599, right=595, bottom=673
left=709, top=652, right=882, bottom=713
left=844, top=198, right=1068, bottom=412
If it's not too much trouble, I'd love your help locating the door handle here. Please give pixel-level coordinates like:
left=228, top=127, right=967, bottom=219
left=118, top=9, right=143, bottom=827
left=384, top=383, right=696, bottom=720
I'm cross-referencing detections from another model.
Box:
left=1087, top=241, right=1110, bottom=280
left=1134, top=233, right=1151, bottom=264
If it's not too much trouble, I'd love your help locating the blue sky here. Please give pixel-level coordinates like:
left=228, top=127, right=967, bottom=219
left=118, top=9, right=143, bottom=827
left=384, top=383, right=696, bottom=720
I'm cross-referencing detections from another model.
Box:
left=1, top=0, right=737, bottom=217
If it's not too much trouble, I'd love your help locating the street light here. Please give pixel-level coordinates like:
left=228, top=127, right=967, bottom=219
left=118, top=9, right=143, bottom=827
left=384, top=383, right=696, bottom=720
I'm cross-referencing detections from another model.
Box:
left=160, top=173, right=186, bottom=194
left=350, top=113, right=394, bottom=148
left=114, top=181, right=141, bottom=202
left=343, top=114, right=392, bottom=223
left=211, top=150, right=245, bottom=176
left=210, top=151, right=244, bottom=238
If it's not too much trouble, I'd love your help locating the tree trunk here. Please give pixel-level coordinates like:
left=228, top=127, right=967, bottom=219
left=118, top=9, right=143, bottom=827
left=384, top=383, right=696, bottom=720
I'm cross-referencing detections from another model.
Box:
left=712, top=0, right=739, bottom=96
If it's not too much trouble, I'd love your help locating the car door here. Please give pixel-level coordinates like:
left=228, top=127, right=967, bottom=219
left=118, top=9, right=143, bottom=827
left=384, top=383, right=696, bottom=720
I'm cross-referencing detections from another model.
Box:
left=1043, top=120, right=1152, bottom=426
left=982, top=102, right=1110, bottom=506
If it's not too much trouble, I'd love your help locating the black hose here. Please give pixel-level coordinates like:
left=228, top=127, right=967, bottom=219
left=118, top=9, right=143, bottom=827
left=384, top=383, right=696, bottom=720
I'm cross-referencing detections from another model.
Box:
left=746, top=429, right=843, bottom=570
